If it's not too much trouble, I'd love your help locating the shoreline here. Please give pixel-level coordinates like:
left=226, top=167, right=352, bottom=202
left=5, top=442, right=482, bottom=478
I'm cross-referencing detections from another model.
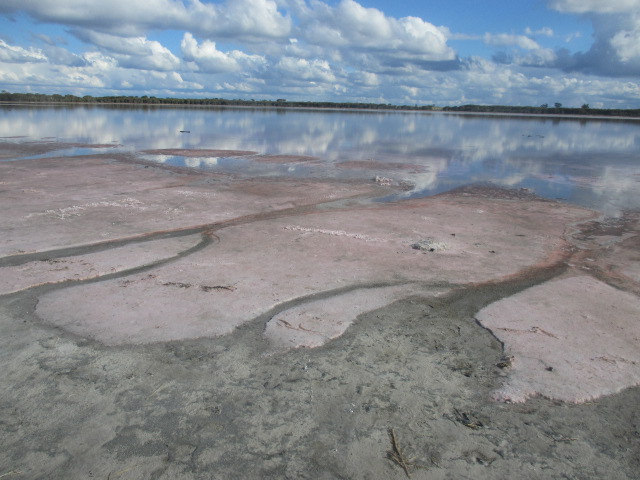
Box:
left=3, top=101, right=640, bottom=122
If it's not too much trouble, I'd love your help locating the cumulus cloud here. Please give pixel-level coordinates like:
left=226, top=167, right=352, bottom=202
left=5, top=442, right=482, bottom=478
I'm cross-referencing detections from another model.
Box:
left=0, top=0, right=189, bottom=36
left=0, top=0, right=638, bottom=106
left=0, top=45, right=202, bottom=95
left=292, top=0, right=457, bottom=72
left=72, top=29, right=180, bottom=71
left=484, top=33, right=542, bottom=50
left=549, top=0, right=640, bottom=14
left=483, top=32, right=559, bottom=68
left=350, top=71, right=380, bottom=87
left=0, top=0, right=291, bottom=40
left=182, top=33, right=239, bottom=73
left=181, top=32, right=266, bottom=73
left=0, top=39, right=47, bottom=63
left=208, top=0, right=291, bottom=40
left=611, top=28, right=640, bottom=62
left=272, top=56, right=336, bottom=84
left=549, top=0, right=640, bottom=76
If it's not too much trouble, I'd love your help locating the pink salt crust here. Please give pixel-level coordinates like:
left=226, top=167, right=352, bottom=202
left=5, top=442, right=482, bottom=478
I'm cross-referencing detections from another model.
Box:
left=264, top=284, right=444, bottom=351
left=252, top=155, right=320, bottom=163
left=0, top=156, right=375, bottom=257
left=35, top=194, right=590, bottom=346
left=141, top=149, right=257, bottom=157
left=338, top=160, right=428, bottom=172
left=476, top=275, right=640, bottom=403
left=0, top=235, right=201, bottom=295
left=9, top=154, right=640, bottom=403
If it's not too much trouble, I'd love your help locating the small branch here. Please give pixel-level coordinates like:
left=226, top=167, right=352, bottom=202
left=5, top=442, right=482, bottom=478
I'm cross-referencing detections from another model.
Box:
left=387, top=428, right=415, bottom=478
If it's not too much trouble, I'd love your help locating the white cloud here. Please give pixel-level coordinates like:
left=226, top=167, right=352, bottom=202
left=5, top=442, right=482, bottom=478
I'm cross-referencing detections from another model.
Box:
left=181, top=32, right=266, bottom=74
left=0, top=58, right=107, bottom=90
left=83, top=51, right=118, bottom=71
left=273, top=57, right=336, bottom=83
left=0, top=0, right=638, bottom=106
left=514, top=48, right=558, bottom=66
left=0, top=47, right=202, bottom=95
left=42, top=45, right=87, bottom=67
left=401, top=85, right=419, bottom=98
left=484, top=33, right=542, bottom=50
left=119, top=42, right=181, bottom=71
left=550, top=0, right=640, bottom=14
left=209, top=0, right=291, bottom=39
left=565, top=31, right=582, bottom=42
left=296, top=0, right=456, bottom=70
left=0, top=0, right=190, bottom=36
left=220, top=81, right=256, bottom=92
left=0, top=39, right=47, bottom=63
left=525, top=27, right=554, bottom=36
left=182, top=33, right=240, bottom=73
left=0, top=0, right=292, bottom=40
left=483, top=32, right=558, bottom=68
left=73, top=30, right=180, bottom=71
left=350, top=71, right=380, bottom=87
left=610, top=26, right=640, bottom=62
left=549, top=0, right=640, bottom=75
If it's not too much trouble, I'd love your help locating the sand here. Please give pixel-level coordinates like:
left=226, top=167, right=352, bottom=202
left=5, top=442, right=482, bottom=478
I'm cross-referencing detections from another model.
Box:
left=0, top=142, right=638, bottom=479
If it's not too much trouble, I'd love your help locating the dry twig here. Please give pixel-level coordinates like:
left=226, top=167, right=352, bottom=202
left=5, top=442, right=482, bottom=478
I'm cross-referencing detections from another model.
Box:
left=387, top=428, right=417, bottom=478
left=200, top=285, right=236, bottom=292
left=0, top=471, right=22, bottom=479
left=453, top=408, right=484, bottom=430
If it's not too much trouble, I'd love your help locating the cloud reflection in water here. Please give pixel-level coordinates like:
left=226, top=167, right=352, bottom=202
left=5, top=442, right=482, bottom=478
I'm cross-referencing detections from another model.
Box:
left=1, top=106, right=638, bottom=215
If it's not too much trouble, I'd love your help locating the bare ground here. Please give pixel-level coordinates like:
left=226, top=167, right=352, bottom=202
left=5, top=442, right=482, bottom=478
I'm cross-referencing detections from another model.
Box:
left=0, top=144, right=638, bottom=480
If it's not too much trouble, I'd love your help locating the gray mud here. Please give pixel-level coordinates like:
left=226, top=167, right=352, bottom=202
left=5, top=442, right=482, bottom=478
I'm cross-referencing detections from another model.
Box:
left=1, top=280, right=638, bottom=479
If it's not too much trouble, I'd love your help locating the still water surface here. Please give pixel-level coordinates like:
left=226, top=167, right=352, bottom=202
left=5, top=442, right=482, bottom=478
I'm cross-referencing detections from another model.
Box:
left=1, top=105, right=639, bottom=215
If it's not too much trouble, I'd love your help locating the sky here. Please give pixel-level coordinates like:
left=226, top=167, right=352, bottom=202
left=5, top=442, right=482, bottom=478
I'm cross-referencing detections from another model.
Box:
left=0, top=0, right=639, bottom=107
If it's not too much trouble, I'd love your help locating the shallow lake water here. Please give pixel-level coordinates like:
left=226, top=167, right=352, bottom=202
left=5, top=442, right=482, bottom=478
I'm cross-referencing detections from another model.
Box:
left=1, top=105, right=639, bottom=215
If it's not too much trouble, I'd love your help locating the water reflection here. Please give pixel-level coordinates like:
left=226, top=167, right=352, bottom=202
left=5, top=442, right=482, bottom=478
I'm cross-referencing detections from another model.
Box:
left=1, top=105, right=638, bottom=215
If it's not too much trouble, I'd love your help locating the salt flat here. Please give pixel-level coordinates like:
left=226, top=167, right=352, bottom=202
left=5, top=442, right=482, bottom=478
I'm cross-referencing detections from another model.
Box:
left=0, top=143, right=638, bottom=479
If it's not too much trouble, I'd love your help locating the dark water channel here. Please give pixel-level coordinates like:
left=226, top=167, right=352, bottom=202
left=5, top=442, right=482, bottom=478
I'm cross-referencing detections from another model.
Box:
left=1, top=105, right=638, bottom=215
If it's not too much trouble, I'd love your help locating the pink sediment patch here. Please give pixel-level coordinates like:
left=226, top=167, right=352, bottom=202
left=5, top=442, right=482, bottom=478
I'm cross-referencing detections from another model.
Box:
left=36, top=272, right=246, bottom=345
left=141, top=149, right=256, bottom=157
left=63, top=143, right=121, bottom=149
left=0, top=235, right=201, bottom=295
left=476, top=275, right=640, bottom=403
left=0, top=156, right=378, bottom=256
left=35, top=194, right=591, bottom=346
left=264, top=284, right=439, bottom=351
left=252, top=155, right=319, bottom=163
left=338, top=160, right=427, bottom=172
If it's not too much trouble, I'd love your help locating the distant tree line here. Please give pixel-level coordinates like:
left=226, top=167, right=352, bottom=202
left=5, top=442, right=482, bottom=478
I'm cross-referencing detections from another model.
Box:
left=1, top=91, right=639, bottom=117
left=441, top=103, right=640, bottom=118
left=0, top=91, right=435, bottom=111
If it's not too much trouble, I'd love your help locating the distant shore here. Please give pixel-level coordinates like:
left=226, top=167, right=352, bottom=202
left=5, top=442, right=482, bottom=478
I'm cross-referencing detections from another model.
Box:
left=3, top=101, right=640, bottom=123
left=1, top=91, right=639, bottom=119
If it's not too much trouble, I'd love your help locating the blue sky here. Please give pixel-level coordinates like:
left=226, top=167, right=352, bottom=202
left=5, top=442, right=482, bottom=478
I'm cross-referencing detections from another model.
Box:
left=0, top=0, right=639, bottom=107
